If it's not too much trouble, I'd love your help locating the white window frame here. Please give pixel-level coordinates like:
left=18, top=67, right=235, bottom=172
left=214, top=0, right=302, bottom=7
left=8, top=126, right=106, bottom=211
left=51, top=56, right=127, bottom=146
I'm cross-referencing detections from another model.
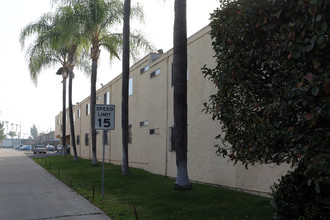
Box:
left=104, top=91, right=110, bottom=105
left=140, top=65, right=150, bottom=74
left=150, top=68, right=161, bottom=79
left=139, top=120, right=149, bottom=127
left=129, top=78, right=133, bottom=96
left=86, top=103, right=90, bottom=115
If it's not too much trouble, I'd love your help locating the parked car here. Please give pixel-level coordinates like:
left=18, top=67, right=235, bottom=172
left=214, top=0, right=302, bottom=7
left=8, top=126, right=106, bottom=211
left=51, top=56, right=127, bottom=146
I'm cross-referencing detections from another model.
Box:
left=33, top=144, right=47, bottom=154
left=66, top=145, right=70, bottom=153
left=46, top=144, right=55, bottom=151
left=56, top=144, right=63, bottom=152
left=13, top=145, right=23, bottom=150
left=56, top=144, right=70, bottom=153
left=19, top=145, right=27, bottom=150
left=19, top=145, right=32, bottom=151
left=24, top=145, right=32, bottom=151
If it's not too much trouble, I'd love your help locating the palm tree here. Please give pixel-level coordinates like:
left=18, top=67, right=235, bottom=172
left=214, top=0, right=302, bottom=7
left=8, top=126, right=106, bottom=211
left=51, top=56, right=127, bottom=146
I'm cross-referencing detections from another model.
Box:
left=20, top=10, right=81, bottom=159
left=173, top=0, right=191, bottom=190
left=64, top=0, right=152, bottom=166
left=8, top=131, right=16, bottom=147
left=121, top=0, right=130, bottom=174
left=68, top=49, right=78, bottom=161
left=20, top=14, right=66, bottom=156
left=51, top=5, right=88, bottom=161
left=52, top=0, right=153, bottom=166
left=56, top=66, right=68, bottom=158
left=78, top=0, right=125, bottom=166
left=88, top=0, right=153, bottom=166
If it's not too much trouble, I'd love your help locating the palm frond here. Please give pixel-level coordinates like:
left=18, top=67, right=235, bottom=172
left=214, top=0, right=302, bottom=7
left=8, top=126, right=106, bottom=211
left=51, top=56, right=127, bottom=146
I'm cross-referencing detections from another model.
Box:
left=26, top=41, right=66, bottom=85
left=130, top=2, right=144, bottom=23
left=19, top=13, right=53, bottom=48
left=129, top=30, right=155, bottom=62
left=99, top=33, right=122, bottom=61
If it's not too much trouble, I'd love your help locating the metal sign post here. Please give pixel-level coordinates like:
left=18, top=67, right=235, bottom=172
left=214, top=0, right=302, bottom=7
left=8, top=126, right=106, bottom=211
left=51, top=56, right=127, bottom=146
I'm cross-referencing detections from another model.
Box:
left=95, top=104, right=115, bottom=198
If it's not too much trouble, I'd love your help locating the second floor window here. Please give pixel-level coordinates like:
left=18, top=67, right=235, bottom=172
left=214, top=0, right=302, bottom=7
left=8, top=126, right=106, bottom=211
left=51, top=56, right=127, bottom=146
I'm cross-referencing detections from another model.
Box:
left=140, top=65, right=149, bottom=74
left=86, top=103, right=90, bottom=115
left=150, top=69, right=161, bottom=79
left=104, top=91, right=110, bottom=104
left=140, top=120, right=149, bottom=127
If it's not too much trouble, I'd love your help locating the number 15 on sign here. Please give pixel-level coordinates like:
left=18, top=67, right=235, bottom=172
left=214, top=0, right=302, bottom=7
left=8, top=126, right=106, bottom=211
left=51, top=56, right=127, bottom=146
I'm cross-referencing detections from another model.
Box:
left=95, top=105, right=115, bottom=130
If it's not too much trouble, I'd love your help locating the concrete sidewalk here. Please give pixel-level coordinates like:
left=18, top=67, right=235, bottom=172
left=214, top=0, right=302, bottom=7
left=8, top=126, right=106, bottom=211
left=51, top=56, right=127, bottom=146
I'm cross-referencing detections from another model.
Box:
left=0, top=149, right=111, bottom=220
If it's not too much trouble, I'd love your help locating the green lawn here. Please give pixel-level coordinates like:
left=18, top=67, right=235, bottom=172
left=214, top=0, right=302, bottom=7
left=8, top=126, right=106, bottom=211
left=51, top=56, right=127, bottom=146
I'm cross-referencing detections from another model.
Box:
left=34, top=155, right=273, bottom=220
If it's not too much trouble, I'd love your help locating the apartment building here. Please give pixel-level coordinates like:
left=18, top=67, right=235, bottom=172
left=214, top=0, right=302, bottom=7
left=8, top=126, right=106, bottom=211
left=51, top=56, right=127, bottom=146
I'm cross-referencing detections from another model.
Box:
left=55, top=25, right=289, bottom=195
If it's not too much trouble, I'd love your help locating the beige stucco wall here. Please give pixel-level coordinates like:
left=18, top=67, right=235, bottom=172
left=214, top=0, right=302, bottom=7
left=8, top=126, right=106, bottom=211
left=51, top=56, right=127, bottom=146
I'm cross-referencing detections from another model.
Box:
left=55, top=25, right=289, bottom=195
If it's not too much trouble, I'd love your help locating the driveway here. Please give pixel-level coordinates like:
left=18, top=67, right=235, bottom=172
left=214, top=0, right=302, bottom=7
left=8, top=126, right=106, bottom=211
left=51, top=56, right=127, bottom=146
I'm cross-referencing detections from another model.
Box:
left=0, top=148, right=111, bottom=220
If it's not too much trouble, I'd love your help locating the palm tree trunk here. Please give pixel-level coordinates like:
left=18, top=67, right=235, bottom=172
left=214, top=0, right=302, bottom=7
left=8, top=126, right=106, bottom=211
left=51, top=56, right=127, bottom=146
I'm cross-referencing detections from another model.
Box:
left=173, top=0, right=191, bottom=190
left=68, top=71, right=78, bottom=161
left=121, top=0, right=131, bottom=175
left=91, top=58, right=98, bottom=166
left=62, top=77, right=67, bottom=158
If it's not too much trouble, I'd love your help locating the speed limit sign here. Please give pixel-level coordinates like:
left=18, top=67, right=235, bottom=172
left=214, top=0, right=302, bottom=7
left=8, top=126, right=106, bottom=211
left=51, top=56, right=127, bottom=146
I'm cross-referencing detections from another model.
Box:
left=95, top=105, right=115, bottom=130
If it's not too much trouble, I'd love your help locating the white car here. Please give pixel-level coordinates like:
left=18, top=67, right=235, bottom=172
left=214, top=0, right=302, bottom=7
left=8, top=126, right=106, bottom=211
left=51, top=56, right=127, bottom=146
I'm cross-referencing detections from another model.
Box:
left=56, top=144, right=63, bottom=151
left=33, top=145, right=47, bottom=154
left=19, top=145, right=28, bottom=150
left=14, top=145, right=23, bottom=150
left=46, top=144, right=55, bottom=151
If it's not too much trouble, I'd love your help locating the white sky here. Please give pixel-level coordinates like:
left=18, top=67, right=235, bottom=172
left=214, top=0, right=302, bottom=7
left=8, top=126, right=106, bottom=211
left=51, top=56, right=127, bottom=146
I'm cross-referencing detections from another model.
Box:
left=0, top=0, right=219, bottom=138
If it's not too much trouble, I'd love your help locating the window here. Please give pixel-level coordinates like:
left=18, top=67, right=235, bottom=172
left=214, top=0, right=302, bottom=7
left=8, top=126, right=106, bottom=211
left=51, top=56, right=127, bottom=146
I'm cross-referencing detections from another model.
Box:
left=140, top=65, right=149, bottom=74
left=104, top=91, right=110, bottom=105
left=57, top=118, right=60, bottom=125
left=85, top=133, right=89, bottom=146
left=73, top=112, right=76, bottom=122
left=86, top=103, right=90, bottom=115
left=128, top=124, right=132, bottom=143
left=139, top=120, right=149, bottom=127
left=150, top=128, right=160, bottom=135
left=77, top=109, right=81, bottom=118
left=77, top=135, right=80, bottom=145
left=170, top=126, right=175, bottom=151
left=150, top=69, right=160, bottom=79
left=129, top=78, right=133, bottom=96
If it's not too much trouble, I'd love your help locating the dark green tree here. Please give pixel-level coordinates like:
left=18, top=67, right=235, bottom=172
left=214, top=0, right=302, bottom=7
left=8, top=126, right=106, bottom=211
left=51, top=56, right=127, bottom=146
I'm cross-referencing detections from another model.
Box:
left=0, top=123, right=5, bottom=143
left=8, top=131, right=16, bottom=147
left=30, top=124, right=38, bottom=140
left=203, top=0, right=329, bottom=218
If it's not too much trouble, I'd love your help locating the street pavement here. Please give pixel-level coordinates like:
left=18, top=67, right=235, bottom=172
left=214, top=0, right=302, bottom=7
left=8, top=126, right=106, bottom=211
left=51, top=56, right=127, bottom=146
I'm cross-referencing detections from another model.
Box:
left=0, top=148, right=111, bottom=220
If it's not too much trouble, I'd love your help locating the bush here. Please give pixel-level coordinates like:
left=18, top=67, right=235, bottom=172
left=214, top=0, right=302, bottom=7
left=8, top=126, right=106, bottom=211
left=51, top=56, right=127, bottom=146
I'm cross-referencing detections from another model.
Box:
left=204, top=0, right=330, bottom=218
left=271, top=162, right=329, bottom=219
